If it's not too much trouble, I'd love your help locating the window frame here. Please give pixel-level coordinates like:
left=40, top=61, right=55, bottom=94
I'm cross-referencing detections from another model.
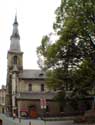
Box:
left=28, top=83, right=32, bottom=92
left=41, top=84, right=44, bottom=92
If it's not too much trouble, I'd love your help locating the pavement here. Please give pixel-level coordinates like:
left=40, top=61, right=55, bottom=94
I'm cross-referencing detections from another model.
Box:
left=0, top=114, right=91, bottom=125
left=0, top=114, right=74, bottom=125
left=44, top=120, right=74, bottom=125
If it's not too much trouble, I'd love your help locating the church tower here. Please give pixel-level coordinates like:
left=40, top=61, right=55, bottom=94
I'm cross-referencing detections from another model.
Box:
left=6, top=15, right=23, bottom=116
left=7, top=15, right=23, bottom=72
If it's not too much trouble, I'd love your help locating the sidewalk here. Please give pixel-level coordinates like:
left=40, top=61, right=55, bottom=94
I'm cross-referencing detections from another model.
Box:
left=0, top=114, right=93, bottom=125
left=0, top=114, right=44, bottom=125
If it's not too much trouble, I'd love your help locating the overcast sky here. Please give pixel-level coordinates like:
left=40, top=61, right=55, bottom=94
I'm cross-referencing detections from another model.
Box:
left=0, top=0, right=60, bottom=87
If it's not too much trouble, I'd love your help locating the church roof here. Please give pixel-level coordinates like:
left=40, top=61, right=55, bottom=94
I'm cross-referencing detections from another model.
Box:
left=19, top=69, right=46, bottom=79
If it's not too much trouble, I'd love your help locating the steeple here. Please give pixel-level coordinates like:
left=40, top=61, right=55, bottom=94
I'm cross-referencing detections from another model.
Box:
left=9, top=15, right=21, bottom=52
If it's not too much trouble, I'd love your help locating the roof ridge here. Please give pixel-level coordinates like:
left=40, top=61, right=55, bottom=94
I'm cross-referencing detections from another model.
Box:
left=23, top=69, right=42, bottom=71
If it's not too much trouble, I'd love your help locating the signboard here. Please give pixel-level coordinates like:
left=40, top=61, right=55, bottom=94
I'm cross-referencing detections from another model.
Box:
left=40, top=98, right=46, bottom=109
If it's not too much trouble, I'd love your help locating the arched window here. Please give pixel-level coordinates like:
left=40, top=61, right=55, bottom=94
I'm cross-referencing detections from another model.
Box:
left=13, top=56, right=17, bottom=64
left=41, top=84, right=44, bottom=92
left=28, top=83, right=32, bottom=91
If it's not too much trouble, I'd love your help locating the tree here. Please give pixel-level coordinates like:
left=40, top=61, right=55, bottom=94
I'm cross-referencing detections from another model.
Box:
left=37, top=0, right=95, bottom=99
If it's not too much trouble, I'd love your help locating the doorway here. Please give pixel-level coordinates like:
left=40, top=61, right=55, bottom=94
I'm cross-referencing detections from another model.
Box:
left=29, top=105, right=38, bottom=118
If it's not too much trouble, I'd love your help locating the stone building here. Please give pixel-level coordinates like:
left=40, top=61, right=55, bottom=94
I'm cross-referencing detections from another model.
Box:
left=5, top=16, right=62, bottom=118
left=0, top=85, right=6, bottom=113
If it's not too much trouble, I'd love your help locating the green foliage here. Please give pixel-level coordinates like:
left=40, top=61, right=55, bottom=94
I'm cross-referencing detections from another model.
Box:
left=72, top=59, right=95, bottom=97
left=37, top=0, right=95, bottom=101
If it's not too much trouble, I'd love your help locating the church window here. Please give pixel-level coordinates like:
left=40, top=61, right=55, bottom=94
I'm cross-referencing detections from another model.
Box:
left=28, top=83, right=32, bottom=91
left=41, top=84, right=44, bottom=92
left=13, top=56, right=17, bottom=64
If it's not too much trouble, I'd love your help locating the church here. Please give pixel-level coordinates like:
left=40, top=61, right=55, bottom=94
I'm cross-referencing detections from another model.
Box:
left=5, top=15, right=62, bottom=118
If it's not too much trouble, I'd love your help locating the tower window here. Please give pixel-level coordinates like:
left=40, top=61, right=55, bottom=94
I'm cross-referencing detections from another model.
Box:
left=28, top=83, right=32, bottom=91
left=13, top=56, right=17, bottom=64
left=41, top=84, right=44, bottom=92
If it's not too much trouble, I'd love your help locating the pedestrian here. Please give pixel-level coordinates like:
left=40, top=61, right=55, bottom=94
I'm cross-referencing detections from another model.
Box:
left=13, top=112, right=16, bottom=119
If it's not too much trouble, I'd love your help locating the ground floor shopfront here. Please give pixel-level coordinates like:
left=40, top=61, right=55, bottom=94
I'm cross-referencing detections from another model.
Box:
left=5, top=93, right=93, bottom=118
left=17, top=99, right=62, bottom=118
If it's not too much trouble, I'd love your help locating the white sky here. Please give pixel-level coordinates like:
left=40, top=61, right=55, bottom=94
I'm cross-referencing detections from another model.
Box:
left=0, top=0, right=60, bottom=87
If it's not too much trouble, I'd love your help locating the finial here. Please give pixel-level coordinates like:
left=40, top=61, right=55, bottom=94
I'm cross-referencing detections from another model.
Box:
left=15, top=9, right=17, bottom=16
left=14, top=11, right=18, bottom=25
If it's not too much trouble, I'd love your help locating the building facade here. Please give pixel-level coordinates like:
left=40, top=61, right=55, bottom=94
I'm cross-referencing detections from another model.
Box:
left=5, top=16, right=62, bottom=118
left=0, top=85, right=6, bottom=113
